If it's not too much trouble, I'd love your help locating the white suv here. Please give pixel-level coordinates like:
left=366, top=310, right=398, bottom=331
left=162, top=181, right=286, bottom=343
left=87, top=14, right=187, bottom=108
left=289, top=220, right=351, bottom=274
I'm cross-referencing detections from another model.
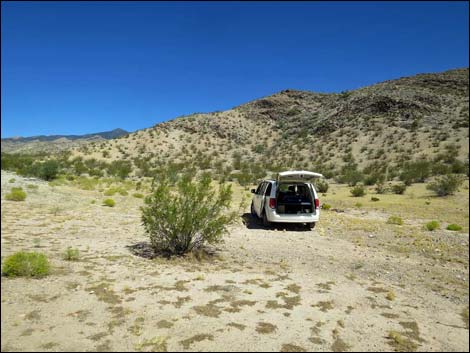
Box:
left=250, top=171, right=323, bottom=229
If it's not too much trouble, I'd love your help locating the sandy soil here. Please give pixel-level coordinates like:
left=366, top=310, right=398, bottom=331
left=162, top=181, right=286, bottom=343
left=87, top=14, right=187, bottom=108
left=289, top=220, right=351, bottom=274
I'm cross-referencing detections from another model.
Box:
left=1, top=171, right=468, bottom=352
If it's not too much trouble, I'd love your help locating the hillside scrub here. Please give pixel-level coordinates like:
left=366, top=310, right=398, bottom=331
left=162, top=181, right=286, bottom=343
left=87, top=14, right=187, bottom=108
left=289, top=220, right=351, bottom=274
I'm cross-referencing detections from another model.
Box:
left=350, top=184, right=366, bottom=197
left=141, top=174, right=237, bottom=255
left=426, top=174, right=465, bottom=196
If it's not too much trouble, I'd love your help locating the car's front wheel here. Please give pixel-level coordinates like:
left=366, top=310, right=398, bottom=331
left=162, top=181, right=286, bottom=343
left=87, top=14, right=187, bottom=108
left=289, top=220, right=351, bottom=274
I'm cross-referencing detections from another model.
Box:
left=251, top=202, right=257, bottom=218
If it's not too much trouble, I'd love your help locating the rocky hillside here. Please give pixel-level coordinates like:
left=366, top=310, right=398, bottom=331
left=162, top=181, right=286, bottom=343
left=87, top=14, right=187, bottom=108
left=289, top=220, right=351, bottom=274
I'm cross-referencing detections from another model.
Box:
left=1, top=128, right=129, bottom=154
left=69, top=68, right=468, bottom=181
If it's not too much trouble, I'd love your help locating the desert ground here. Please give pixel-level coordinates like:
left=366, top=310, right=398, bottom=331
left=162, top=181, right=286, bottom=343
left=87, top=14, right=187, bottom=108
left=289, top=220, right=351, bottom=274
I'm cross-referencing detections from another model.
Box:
left=1, top=170, right=469, bottom=352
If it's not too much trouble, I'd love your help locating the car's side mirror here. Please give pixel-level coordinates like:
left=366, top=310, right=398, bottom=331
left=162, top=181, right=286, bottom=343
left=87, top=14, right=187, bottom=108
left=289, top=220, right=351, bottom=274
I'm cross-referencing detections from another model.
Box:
left=251, top=189, right=256, bottom=194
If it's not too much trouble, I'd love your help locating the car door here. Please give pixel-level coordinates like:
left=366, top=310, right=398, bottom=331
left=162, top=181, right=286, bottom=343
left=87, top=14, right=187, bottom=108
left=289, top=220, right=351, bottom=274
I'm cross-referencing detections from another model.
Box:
left=254, top=182, right=266, bottom=216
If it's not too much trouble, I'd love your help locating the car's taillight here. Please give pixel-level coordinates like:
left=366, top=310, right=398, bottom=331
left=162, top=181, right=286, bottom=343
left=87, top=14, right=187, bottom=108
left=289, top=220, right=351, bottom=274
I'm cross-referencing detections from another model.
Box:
left=314, top=198, right=320, bottom=209
left=269, top=198, right=277, bottom=209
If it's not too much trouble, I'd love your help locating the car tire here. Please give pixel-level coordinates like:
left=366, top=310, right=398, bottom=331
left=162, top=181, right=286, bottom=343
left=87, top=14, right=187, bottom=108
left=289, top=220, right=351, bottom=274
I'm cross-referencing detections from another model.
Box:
left=306, top=222, right=316, bottom=230
left=251, top=202, right=257, bottom=218
left=262, top=209, right=271, bottom=227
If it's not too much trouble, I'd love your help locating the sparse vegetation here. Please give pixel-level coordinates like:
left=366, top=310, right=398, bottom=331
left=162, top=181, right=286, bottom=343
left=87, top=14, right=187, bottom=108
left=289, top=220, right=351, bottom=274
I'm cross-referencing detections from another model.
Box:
left=446, top=224, right=463, bottom=231
left=350, top=184, right=366, bottom=197
left=64, top=247, right=80, bottom=261
left=426, top=174, right=465, bottom=196
left=391, top=183, right=407, bottom=195
left=387, top=216, right=403, bottom=225
left=103, top=198, right=116, bottom=207
left=425, top=221, right=440, bottom=231
left=2, top=252, right=50, bottom=277
left=5, top=187, right=27, bottom=201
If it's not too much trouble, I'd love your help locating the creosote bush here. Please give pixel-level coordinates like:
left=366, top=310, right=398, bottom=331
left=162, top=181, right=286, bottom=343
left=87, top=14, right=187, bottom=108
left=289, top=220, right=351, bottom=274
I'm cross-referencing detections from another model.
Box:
left=350, top=184, right=366, bottom=197
left=391, top=183, right=407, bottom=195
left=426, top=174, right=465, bottom=196
left=2, top=252, right=50, bottom=277
left=141, top=174, right=237, bottom=255
left=5, top=187, right=27, bottom=201
left=315, top=179, right=329, bottom=193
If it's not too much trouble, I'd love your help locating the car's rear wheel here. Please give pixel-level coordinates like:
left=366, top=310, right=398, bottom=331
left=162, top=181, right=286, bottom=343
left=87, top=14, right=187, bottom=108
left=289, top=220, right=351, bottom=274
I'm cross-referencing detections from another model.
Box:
left=251, top=202, right=257, bottom=218
left=262, top=210, right=271, bottom=227
left=306, top=222, right=316, bottom=230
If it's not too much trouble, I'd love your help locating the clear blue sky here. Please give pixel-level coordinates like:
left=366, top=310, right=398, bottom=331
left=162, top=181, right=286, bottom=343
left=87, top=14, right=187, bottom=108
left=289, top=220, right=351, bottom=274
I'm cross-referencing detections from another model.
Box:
left=1, top=1, right=469, bottom=138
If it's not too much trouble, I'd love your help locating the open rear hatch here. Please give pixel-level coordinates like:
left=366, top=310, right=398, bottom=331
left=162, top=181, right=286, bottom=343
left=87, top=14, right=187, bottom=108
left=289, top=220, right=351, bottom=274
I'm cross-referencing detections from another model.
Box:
left=277, top=170, right=324, bottom=183
left=275, top=171, right=323, bottom=215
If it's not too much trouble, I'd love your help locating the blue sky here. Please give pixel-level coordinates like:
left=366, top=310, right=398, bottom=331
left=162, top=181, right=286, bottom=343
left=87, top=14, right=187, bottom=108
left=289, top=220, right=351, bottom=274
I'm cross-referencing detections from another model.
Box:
left=1, top=1, right=469, bottom=138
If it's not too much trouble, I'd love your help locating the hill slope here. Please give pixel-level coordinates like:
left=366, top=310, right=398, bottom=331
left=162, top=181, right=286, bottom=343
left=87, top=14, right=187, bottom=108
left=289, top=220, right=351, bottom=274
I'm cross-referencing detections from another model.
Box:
left=70, top=68, right=468, bottom=181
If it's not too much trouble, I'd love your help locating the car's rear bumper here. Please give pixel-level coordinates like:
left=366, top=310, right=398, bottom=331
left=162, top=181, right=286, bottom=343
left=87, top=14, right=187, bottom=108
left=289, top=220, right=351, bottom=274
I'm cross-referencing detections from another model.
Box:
left=266, top=208, right=319, bottom=223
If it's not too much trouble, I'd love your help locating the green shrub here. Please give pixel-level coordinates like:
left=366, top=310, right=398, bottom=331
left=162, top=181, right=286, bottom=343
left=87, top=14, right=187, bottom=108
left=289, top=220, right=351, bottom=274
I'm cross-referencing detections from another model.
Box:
left=8, top=178, right=15, bottom=183
left=141, top=174, right=236, bottom=255
left=375, top=183, right=387, bottom=194
left=391, top=183, right=407, bottom=195
left=5, top=187, right=27, bottom=201
left=315, top=179, right=329, bottom=193
left=371, top=197, right=380, bottom=202
left=64, top=247, right=80, bottom=261
left=446, top=224, right=463, bottom=231
left=322, top=203, right=331, bottom=210
left=38, top=160, right=60, bottom=181
left=426, top=174, right=465, bottom=196
left=355, top=202, right=363, bottom=208
left=103, top=198, right=115, bottom=207
left=2, top=252, right=50, bottom=277
left=425, top=221, right=440, bottom=231
left=350, top=184, right=366, bottom=197
left=387, top=216, right=403, bottom=225
left=133, top=193, right=144, bottom=198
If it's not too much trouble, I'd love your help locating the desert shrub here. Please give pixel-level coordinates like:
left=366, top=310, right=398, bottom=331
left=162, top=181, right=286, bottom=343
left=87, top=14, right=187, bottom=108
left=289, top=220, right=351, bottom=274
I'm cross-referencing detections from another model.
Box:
left=2, top=252, right=50, bottom=277
left=387, top=216, right=403, bottom=225
left=8, top=178, right=15, bottom=183
left=446, top=224, right=462, bottom=231
left=322, top=203, right=331, bottom=210
left=103, top=198, right=115, bottom=207
left=355, top=202, right=363, bottom=208
left=426, top=174, right=465, bottom=196
left=107, top=160, right=132, bottom=179
left=391, top=183, right=407, bottom=195
left=5, top=187, right=26, bottom=201
left=141, top=174, right=236, bottom=255
left=38, top=160, right=60, bottom=180
left=63, top=247, right=80, bottom=261
left=400, top=159, right=431, bottom=184
left=350, top=184, right=366, bottom=197
left=375, top=183, right=387, bottom=194
left=133, top=193, right=144, bottom=198
left=425, top=221, right=440, bottom=231
left=371, top=197, right=380, bottom=202
left=315, top=178, right=329, bottom=193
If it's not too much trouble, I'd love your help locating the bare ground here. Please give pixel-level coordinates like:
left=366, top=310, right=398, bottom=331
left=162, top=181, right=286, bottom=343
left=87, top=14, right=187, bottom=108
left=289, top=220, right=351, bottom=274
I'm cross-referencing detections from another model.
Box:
left=1, top=171, right=468, bottom=352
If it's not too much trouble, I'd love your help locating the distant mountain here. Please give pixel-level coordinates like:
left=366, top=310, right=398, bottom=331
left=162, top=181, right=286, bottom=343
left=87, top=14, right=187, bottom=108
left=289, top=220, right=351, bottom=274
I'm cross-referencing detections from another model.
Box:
left=1, top=128, right=129, bottom=154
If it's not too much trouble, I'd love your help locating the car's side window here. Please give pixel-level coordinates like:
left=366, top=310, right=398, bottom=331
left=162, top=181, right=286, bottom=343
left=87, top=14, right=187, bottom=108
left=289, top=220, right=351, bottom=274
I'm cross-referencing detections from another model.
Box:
left=255, top=182, right=264, bottom=195
left=265, top=183, right=272, bottom=196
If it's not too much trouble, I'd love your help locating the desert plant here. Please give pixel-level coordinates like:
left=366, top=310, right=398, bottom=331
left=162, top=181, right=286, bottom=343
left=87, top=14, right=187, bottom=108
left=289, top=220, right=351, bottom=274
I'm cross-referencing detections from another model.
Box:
left=387, top=216, right=403, bottom=225
left=375, top=183, right=387, bottom=194
left=446, top=224, right=463, bottom=231
left=350, top=184, right=366, bottom=197
left=8, top=178, right=15, bottom=183
left=141, top=174, right=237, bottom=255
left=426, top=174, right=465, bottom=196
left=133, top=193, right=144, bottom=198
left=322, top=203, right=331, bottom=210
left=38, top=160, right=60, bottom=180
left=103, top=198, right=115, bottom=207
left=2, top=252, right=50, bottom=277
left=315, top=178, right=329, bottom=193
left=391, top=183, right=407, bottom=195
left=425, top=221, right=440, bottom=231
left=64, top=247, right=80, bottom=261
left=371, top=197, right=380, bottom=202
left=5, top=187, right=26, bottom=201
